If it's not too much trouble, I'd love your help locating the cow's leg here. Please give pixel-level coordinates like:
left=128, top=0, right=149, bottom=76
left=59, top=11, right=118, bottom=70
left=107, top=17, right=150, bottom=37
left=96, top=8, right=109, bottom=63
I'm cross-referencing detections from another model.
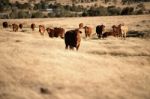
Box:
left=85, top=34, right=87, bottom=39
left=97, top=34, right=100, bottom=39
left=100, top=34, right=102, bottom=39
left=121, top=32, right=124, bottom=40
left=70, top=46, right=74, bottom=50
left=76, top=44, right=80, bottom=51
left=124, top=32, right=126, bottom=40
left=65, top=44, right=68, bottom=50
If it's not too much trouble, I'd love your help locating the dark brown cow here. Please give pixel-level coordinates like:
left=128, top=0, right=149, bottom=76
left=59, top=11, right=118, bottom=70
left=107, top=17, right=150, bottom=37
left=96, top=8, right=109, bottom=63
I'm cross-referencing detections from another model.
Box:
left=84, top=26, right=92, bottom=38
left=96, top=25, right=105, bottom=39
left=46, top=28, right=54, bottom=38
left=46, top=27, right=65, bottom=38
left=102, top=32, right=114, bottom=38
left=31, top=23, right=36, bottom=31
left=12, top=23, right=18, bottom=32
left=112, top=25, right=121, bottom=37
left=3, top=22, right=8, bottom=28
left=79, top=23, right=84, bottom=29
left=19, top=24, right=23, bottom=29
left=39, top=25, right=45, bottom=36
left=53, top=27, right=65, bottom=38
left=65, top=29, right=82, bottom=50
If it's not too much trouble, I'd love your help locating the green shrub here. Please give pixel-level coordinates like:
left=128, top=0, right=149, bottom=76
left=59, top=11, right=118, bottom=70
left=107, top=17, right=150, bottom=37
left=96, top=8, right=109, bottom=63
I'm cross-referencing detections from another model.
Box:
left=107, top=6, right=121, bottom=15
left=32, top=11, right=44, bottom=18
left=18, top=11, right=30, bottom=18
left=121, top=7, right=134, bottom=15
left=87, top=6, right=108, bottom=16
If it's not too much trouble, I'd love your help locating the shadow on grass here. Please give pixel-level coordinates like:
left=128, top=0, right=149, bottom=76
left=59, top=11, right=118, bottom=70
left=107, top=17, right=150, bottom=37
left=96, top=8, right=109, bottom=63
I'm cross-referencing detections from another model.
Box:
left=89, top=51, right=150, bottom=57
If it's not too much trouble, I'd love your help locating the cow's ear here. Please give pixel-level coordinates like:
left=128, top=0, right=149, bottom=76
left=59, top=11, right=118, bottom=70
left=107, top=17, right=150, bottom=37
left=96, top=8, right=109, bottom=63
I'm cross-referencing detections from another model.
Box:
left=79, top=31, right=82, bottom=34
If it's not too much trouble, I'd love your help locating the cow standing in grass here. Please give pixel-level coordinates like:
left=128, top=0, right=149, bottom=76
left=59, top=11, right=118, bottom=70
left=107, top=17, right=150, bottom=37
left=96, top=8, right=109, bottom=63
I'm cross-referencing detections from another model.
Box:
left=31, top=23, right=36, bottom=31
left=3, top=22, right=8, bottom=28
left=46, top=27, right=65, bottom=38
left=79, top=23, right=84, bottom=29
left=84, top=26, right=92, bottom=39
left=39, top=25, right=45, bottom=36
left=120, top=24, right=128, bottom=40
left=96, top=25, right=105, bottom=39
left=12, top=24, right=18, bottom=32
left=19, top=24, right=23, bottom=29
left=65, top=29, right=82, bottom=50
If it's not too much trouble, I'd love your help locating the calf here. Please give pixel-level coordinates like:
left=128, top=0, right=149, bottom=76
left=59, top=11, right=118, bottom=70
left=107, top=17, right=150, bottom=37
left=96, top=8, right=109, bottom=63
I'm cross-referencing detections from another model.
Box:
left=84, top=26, right=92, bottom=38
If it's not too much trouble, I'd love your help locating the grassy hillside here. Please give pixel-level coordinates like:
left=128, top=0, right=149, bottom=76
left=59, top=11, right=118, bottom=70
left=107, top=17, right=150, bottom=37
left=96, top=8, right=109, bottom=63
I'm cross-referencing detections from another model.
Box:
left=0, top=15, right=150, bottom=99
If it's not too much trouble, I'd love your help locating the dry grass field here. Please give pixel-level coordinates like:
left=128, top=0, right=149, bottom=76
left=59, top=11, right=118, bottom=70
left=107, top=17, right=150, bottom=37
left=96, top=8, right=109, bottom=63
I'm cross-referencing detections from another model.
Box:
left=0, top=15, right=150, bottom=99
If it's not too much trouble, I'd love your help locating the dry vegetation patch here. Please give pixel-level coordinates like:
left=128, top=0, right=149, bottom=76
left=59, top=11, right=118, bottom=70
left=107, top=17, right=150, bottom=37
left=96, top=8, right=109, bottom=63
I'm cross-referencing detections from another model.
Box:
left=0, top=15, right=150, bottom=99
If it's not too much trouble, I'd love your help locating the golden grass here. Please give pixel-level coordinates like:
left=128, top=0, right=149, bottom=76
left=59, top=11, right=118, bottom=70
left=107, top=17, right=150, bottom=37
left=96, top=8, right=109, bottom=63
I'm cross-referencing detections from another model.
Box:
left=0, top=15, right=150, bottom=99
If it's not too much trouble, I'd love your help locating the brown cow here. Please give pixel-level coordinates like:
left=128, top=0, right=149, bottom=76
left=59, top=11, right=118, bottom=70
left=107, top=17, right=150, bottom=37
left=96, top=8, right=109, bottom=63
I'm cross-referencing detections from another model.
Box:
left=31, top=23, right=36, bottom=31
left=101, top=32, right=113, bottom=38
left=53, top=27, right=65, bottom=38
left=46, top=28, right=54, bottom=38
left=96, top=25, right=105, bottom=39
left=79, top=23, right=84, bottom=29
left=3, top=22, right=8, bottom=28
left=65, top=29, right=82, bottom=50
left=19, top=24, right=23, bottom=29
left=84, top=26, right=92, bottom=38
left=12, top=23, right=18, bottom=32
left=112, top=24, right=122, bottom=37
left=39, top=25, right=45, bottom=36
left=46, top=27, right=65, bottom=38
left=112, top=25, right=118, bottom=37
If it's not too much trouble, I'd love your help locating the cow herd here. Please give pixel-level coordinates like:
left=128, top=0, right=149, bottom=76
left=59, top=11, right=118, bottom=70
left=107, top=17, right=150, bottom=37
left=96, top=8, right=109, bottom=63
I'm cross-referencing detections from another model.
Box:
left=2, top=21, right=128, bottom=50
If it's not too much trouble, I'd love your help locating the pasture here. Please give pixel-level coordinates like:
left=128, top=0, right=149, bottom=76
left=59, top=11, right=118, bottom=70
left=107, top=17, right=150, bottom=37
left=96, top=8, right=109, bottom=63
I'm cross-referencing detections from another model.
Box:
left=0, top=15, right=150, bottom=99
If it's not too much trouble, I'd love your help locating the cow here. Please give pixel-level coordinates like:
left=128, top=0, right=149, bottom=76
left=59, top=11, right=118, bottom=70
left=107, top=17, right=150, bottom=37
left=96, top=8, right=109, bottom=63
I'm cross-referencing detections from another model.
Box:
left=46, top=28, right=54, bottom=38
left=84, top=26, right=92, bottom=38
left=112, top=25, right=118, bottom=37
left=120, top=24, right=128, bottom=40
left=31, top=23, right=36, bottom=31
left=79, top=23, right=84, bottom=29
left=46, top=27, right=65, bottom=38
left=54, top=27, right=65, bottom=38
left=39, top=25, right=45, bottom=36
left=65, top=29, right=82, bottom=50
left=19, top=24, right=23, bottom=29
left=96, top=25, right=105, bottom=39
left=3, top=22, right=8, bottom=28
left=112, top=24, right=122, bottom=37
left=12, top=23, right=19, bottom=32
left=102, top=32, right=114, bottom=38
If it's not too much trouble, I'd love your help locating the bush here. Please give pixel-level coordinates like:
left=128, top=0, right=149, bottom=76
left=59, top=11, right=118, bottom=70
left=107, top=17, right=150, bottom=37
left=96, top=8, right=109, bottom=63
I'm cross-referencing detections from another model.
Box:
left=82, top=11, right=89, bottom=16
left=137, top=3, right=145, bottom=10
left=48, top=13, right=56, bottom=17
left=135, top=9, right=144, bottom=15
left=9, top=7, right=18, bottom=18
left=18, top=11, right=30, bottom=18
left=107, top=6, right=121, bottom=15
left=87, top=6, right=108, bottom=16
left=32, top=12, right=44, bottom=18
left=121, top=7, right=134, bottom=15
